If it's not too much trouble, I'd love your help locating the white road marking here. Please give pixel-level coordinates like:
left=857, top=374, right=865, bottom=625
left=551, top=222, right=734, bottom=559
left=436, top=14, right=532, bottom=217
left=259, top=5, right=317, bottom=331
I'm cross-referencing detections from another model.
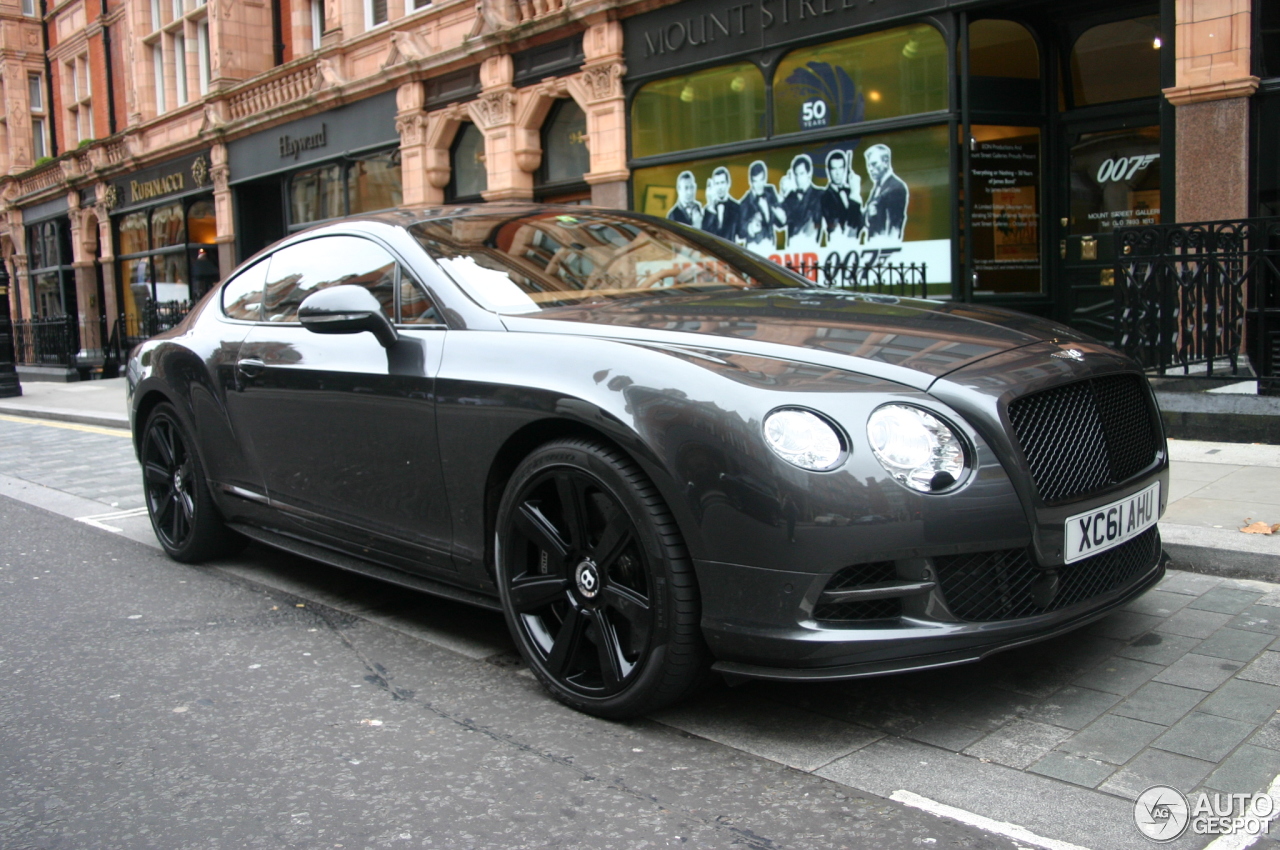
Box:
left=1201, top=773, right=1280, bottom=850
left=75, top=507, right=149, bottom=533
left=890, top=790, right=1092, bottom=850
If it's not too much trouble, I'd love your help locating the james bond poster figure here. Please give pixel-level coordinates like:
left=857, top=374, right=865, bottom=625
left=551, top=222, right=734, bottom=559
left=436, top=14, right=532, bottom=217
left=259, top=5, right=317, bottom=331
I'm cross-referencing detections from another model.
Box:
left=701, top=167, right=740, bottom=241
left=863, top=144, right=909, bottom=246
left=779, top=154, right=823, bottom=250
left=820, top=150, right=863, bottom=251
left=668, top=170, right=704, bottom=228
left=735, top=160, right=785, bottom=253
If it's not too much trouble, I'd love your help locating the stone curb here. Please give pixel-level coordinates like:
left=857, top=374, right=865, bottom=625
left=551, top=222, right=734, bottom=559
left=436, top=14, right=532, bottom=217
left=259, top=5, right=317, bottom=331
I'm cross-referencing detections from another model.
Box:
left=0, top=403, right=130, bottom=430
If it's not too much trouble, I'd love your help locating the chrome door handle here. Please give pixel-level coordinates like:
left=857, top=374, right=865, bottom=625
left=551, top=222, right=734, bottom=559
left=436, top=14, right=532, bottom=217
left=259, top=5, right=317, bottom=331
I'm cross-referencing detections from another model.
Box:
left=236, top=359, right=266, bottom=378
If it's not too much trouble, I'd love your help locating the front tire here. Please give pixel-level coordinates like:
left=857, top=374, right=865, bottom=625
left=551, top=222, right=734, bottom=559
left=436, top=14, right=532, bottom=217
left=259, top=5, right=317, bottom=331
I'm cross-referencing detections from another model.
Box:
left=140, top=402, right=241, bottom=563
left=495, top=439, right=708, bottom=718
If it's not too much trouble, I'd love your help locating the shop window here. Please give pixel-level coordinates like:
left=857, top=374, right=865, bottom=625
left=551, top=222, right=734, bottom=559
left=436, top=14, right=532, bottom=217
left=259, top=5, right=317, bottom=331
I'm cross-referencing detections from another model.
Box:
left=115, top=195, right=218, bottom=330
left=151, top=202, right=185, bottom=249
left=1069, top=17, right=1161, bottom=107
left=540, top=99, right=591, bottom=185
left=773, top=24, right=947, bottom=136
left=1263, top=2, right=1280, bottom=79
left=290, top=163, right=344, bottom=225
left=449, top=122, right=487, bottom=200
left=27, top=219, right=75, bottom=319
left=631, top=124, right=953, bottom=295
left=1068, top=126, right=1160, bottom=234
left=631, top=63, right=765, bottom=160
left=347, top=151, right=402, bottom=214
left=968, top=20, right=1040, bottom=113
left=968, top=126, right=1042, bottom=295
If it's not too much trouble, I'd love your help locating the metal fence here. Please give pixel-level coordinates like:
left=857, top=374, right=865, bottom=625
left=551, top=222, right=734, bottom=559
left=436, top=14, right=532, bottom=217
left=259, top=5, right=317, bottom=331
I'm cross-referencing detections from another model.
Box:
left=14, top=300, right=192, bottom=376
left=1116, top=218, right=1280, bottom=394
left=781, top=255, right=930, bottom=299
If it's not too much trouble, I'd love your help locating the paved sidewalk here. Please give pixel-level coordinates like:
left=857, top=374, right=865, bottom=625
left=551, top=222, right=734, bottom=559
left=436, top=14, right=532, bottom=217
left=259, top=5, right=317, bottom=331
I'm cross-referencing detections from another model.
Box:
left=2, top=377, right=1278, bottom=581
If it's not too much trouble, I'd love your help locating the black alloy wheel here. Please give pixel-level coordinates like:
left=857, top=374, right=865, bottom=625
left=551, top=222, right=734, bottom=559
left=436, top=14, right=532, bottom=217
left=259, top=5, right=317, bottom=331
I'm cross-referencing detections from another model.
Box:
left=496, top=439, right=708, bottom=718
left=141, top=403, right=241, bottom=563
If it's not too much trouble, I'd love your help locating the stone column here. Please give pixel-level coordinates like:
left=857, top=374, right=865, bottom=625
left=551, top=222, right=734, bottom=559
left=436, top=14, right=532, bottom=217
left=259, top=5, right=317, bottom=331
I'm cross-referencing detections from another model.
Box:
left=396, top=82, right=431, bottom=208
left=67, top=193, right=102, bottom=362
left=570, top=20, right=629, bottom=208
left=471, top=55, right=532, bottom=201
left=1163, top=0, right=1257, bottom=223
left=210, top=144, right=236, bottom=273
left=95, top=192, right=119, bottom=340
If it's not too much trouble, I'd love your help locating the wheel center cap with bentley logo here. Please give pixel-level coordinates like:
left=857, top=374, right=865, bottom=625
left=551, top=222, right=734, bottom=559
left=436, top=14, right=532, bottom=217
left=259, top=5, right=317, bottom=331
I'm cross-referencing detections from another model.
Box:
left=574, top=559, right=600, bottom=599
left=1051, top=348, right=1085, bottom=362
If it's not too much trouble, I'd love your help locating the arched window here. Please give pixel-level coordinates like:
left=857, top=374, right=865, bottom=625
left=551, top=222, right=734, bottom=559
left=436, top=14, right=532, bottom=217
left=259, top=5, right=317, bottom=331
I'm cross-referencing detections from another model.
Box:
left=772, top=23, right=947, bottom=136
left=449, top=122, right=487, bottom=200
left=630, top=62, right=765, bottom=159
left=1070, top=17, right=1162, bottom=107
left=968, top=20, right=1040, bottom=112
left=537, top=99, right=592, bottom=201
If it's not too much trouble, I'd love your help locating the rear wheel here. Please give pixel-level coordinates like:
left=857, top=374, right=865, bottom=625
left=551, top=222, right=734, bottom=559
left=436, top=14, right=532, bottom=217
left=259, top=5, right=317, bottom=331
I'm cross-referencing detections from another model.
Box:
left=495, top=439, right=708, bottom=718
left=141, top=403, right=241, bottom=562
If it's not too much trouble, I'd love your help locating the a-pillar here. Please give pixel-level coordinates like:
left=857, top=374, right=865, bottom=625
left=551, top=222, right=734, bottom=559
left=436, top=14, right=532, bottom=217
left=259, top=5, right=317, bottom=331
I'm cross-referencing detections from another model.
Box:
left=570, top=20, right=629, bottom=208
left=1163, top=0, right=1257, bottom=222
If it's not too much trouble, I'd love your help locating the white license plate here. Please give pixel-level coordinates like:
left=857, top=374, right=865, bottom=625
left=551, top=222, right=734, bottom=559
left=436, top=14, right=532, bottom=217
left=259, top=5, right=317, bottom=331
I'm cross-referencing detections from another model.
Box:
left=1064, top=482, right=1160, bottom=564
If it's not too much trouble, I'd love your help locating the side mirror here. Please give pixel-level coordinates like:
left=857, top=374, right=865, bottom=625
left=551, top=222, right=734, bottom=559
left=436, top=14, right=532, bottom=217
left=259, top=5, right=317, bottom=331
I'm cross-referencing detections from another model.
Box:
left=298, top=285, right=398, bottom=348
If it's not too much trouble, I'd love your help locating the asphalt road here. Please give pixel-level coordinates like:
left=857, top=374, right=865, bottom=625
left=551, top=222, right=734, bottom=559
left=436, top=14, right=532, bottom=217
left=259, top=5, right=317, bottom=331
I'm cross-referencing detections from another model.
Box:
left=0, top=496, right=1012, bottom=850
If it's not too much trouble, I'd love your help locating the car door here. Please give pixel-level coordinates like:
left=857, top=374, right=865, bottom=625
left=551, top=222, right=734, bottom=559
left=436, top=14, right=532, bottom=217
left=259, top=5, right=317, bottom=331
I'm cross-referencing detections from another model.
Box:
left=228, top=233, right=453, bottom=573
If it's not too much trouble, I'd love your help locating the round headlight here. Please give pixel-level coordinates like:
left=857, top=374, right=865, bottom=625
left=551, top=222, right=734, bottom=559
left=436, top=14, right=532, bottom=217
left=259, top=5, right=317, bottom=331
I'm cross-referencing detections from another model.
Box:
left=866, top=404, right=967, bottom=492
left=763, top=409, right=845, bottom=471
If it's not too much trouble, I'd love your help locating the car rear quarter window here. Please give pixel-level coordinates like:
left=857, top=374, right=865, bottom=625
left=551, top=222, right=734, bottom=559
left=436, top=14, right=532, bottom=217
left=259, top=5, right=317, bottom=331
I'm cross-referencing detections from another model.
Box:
left=221, top=256, right=269, bottom=321
left=262, top=235, right=397, bottom=323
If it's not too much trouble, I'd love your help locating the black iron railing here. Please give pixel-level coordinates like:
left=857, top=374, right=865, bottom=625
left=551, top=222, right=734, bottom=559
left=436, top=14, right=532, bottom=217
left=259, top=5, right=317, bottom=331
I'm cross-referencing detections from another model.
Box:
left=12, top=315, right=81, bottom=366
left=781, top=256, right=930, bottom=299
left=1116, top=218, right=1280, bottom=394
left=13, top=300, right=192, bottom=374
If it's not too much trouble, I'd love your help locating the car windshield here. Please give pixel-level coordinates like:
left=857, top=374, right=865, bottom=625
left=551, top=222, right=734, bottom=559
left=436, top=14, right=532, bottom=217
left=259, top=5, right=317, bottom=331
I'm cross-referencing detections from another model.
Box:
left=409, top=210, right=810, bottom=313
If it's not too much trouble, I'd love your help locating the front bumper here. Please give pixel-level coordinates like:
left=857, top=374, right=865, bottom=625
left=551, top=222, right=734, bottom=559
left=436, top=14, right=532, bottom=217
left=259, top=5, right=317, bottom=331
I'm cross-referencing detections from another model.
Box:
left=695, top=527, right=1167, bottom=683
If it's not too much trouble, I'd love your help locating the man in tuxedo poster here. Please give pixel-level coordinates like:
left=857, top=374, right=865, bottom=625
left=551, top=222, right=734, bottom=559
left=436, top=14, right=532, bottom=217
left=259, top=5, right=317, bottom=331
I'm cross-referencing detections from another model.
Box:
left=667, top=170, right=704, bottom=228
left=820, top=150, right=863, bottom=250
left=863, top=144, right=909, bottom=245
left=779, top=154, right=823, bottom=249
left=701, top=167, right=740, bottom=241
left=736, top=160, right=785, bottom=254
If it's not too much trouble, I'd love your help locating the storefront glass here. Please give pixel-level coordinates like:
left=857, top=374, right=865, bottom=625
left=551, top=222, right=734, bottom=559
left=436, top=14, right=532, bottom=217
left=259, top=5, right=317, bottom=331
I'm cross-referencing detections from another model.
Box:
left=1068, top=126, right=1161, bottom=234
left=773, top=24, right=948, bottom=135
left=26, top=219, right=75, bottom=319
left=969, top=20, right=1040, bottom=113
left=631, top=62, right=766, bottom=159
left=348, top=151, right=403, bottom=214
left=286, top=149, right=402, bottom=230
left=115, top=194, right=219, bottom=336
left=450, top=123, right=487, bottom=199
left=1070, top=17, right=1161, bottom=107
left=969, top=126, right=1042, bottom=295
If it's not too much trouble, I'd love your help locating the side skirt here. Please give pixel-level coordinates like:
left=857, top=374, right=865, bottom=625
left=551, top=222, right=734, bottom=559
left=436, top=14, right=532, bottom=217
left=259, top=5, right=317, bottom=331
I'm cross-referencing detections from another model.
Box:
left=227, top=522, right=503, bottom=612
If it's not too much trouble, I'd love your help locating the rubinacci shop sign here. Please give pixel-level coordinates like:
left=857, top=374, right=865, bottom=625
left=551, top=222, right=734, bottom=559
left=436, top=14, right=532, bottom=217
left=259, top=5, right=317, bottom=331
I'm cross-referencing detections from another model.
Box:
left=623, top=0, right=945, bottom=77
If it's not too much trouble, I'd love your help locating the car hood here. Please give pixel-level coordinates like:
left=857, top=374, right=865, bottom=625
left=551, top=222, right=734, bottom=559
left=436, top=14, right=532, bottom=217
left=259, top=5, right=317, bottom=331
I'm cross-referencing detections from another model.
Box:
left=502, top=290, right=1091, bottom=390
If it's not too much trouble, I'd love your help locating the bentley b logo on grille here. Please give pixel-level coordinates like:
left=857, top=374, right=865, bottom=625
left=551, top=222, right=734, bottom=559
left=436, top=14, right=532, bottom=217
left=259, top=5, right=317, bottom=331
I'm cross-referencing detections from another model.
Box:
left=1051, top=348, right=1085, bottom=362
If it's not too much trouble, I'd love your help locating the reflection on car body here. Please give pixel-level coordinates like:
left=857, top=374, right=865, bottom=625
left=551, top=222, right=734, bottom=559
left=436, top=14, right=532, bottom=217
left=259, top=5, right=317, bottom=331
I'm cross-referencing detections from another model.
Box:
left=127, top=205, right=1169, bottom=718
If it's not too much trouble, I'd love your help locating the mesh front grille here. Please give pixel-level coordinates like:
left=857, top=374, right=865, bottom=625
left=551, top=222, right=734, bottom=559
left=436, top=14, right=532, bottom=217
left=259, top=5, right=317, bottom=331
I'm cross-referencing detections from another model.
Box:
left=814, top=561, right=901, bottom=623
left=935, top=528, right=1160, bottom=622
left=1008, top=374, right=1158, bottom=502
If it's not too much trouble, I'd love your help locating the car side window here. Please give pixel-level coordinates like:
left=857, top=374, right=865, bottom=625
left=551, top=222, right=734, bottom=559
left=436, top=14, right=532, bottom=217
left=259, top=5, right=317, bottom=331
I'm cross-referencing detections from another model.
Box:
left=398, top=268, right=443, bottom=325
left=261, top=235, right=397, bottom=323
left=221, top=256, right=269, bottom=321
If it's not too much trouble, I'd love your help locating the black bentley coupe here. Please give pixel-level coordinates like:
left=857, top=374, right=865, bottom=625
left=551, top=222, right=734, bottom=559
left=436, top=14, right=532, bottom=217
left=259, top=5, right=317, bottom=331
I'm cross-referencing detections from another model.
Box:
left=127, top=205, right=1169, bottom=718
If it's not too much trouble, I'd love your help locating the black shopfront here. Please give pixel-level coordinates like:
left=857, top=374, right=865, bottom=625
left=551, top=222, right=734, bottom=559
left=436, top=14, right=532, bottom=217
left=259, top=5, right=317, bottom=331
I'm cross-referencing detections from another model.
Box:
left=108, top=151, right=220, bottom=342
left=228, top=92, right=403, bottom=263
left=622, top=0, right=1174, bottom=335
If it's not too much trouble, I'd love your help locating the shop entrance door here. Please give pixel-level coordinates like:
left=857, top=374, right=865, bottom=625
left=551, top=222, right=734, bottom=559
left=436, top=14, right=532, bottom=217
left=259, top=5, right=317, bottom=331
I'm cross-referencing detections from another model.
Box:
left=1055, top=124, right=1162, bottom=343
